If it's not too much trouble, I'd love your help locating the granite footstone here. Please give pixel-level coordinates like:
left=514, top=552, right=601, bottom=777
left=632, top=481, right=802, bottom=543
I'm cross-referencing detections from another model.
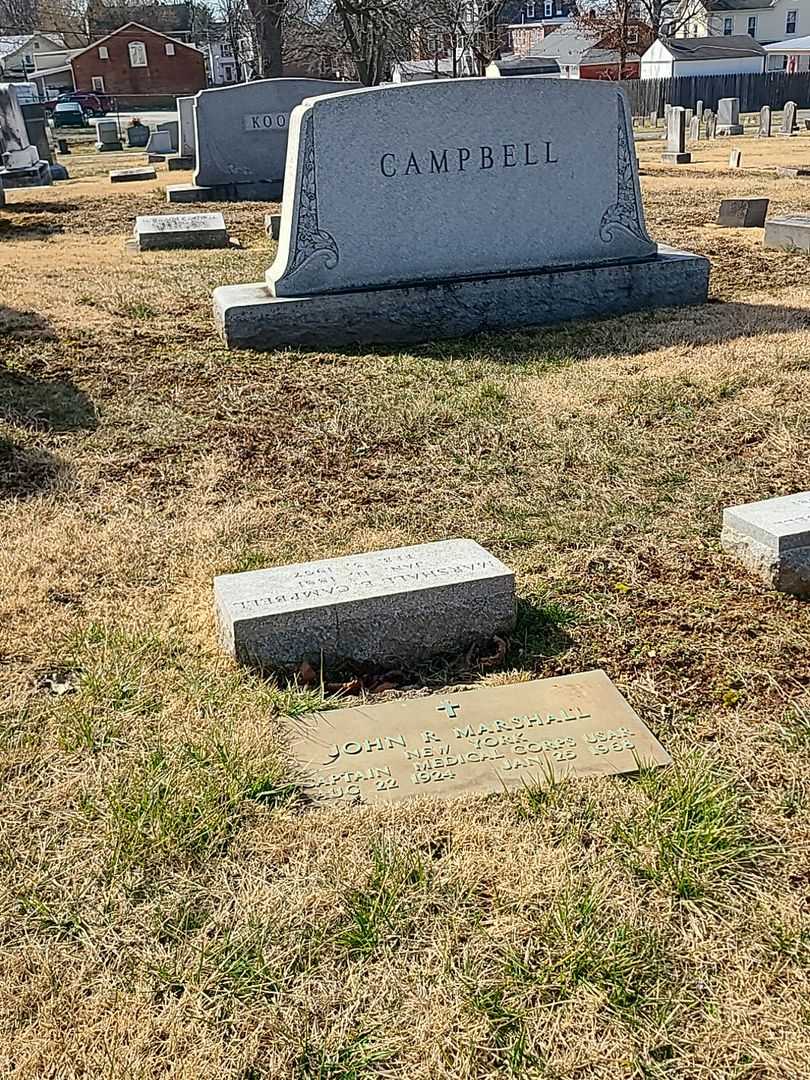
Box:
left=133, top=212, right=229, bottom=250
left=288, top=670, right=672, bottom=807
left=214, top=539, right=515, bottom=670
left=110, top=166, right=156, bottom=183
left=722, top=492, right=810, bottom=594
left=764, top=214, right=810, bottom=252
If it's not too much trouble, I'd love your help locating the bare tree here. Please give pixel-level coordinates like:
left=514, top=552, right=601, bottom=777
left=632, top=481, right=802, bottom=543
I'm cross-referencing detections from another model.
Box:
left=574, top=0, right=653, bottom=79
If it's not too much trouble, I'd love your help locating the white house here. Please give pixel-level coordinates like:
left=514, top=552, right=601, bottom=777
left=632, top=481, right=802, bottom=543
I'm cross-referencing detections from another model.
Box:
left=673, top=0, right=809, bottom=45
left=763, top=31, right=810, bottom=66
left=640, top=34, right=766, bottom=76
left=0, top=33, right=66, bottom=78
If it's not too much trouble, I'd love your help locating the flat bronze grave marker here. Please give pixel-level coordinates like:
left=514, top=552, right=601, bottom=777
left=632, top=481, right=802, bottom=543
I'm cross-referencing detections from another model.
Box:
left=288, top=669, right=670, bottom=807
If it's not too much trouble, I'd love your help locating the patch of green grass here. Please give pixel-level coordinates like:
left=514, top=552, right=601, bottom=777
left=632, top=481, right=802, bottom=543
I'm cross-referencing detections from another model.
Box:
left=295, top=1031, right=395, bottom=1079
left=84, top=735, right=296, bottom=875
left=468, top=984, right=538, bottom=1076
left=337, top=838, right=428, bottom=957
left=508, top=594, right=577, bottom=665
left=612, top=755, right=766, bottom=902
left=122, top=301, right=158, bottom=320
left=779, top=702, right=810, bottom=751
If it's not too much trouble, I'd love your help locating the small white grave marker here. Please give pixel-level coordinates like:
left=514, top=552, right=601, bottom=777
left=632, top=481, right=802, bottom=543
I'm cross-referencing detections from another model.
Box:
left=722, top=492, right=810, bottom=594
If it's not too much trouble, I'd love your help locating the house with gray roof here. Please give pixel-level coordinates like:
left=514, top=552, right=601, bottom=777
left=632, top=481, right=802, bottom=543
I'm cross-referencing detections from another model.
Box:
left=640, top=33, right=766, bottom=76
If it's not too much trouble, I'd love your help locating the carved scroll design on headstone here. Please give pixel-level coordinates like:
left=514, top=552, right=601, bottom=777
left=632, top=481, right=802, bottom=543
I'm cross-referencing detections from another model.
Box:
left=599, top=95, right=652, bottom=247
left=287, top=111, right=339, bottom=277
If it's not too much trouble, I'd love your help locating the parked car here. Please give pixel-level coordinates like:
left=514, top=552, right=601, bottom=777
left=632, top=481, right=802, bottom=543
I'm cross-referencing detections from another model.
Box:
left=52, top=101, right=88, bottom=128
left=44, top=91, right=113, bottom=117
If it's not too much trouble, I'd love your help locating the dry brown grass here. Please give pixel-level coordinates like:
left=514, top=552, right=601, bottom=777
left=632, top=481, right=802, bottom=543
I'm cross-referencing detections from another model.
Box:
left=2, top=132, right=810, bottom=1079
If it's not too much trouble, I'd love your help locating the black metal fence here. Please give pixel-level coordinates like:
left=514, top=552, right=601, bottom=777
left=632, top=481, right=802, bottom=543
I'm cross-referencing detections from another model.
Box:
left=619, top=71, right=810, bottom=116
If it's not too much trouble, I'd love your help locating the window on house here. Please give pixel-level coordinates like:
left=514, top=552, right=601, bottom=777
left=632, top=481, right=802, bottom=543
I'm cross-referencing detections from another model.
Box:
left=747, top=15, right=757, bottom=35
left=24, top=53, right=32, bottom=63
left=691, top=23, right=698, bottom=36
left=768, top=52, right=788, bottom=69
left=98, top=45, right=108, bottom=59
left=128, top=41, right=147, bottom=67
left=544, top=0, right=553, bottom=15
left=627, top=26, right=638, bottom=43
left=787, top=9, right=798, bottom=33
left=34, top=41, right=39, bottom=48
left=224, top=64, right=233, bottom=80
left=91, top=76, right=105, bottom=91
left=165, top=42, right=175, bottom=56
left=525, top=1, right=536, bottom=18
left=723, top=16, right=733, bottom=34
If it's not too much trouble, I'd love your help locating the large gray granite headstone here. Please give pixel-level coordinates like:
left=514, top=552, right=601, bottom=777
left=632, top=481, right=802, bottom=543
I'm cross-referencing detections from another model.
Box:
left=267, top=78, right=655, bottom=298
left=722, top=492, right=810, bottom=594
left=0, top=83, right=39, bottom=170
left=134, top=211, right=229, bottom=250
left=214, top=538, right=516, bottom=669
left=662, top=105, right=690, bottom=164
left=717, top=97, right=743, bottom=135
left=193, top=77, right=359, bottom=189
left=177, top=95, right=196, bottom=157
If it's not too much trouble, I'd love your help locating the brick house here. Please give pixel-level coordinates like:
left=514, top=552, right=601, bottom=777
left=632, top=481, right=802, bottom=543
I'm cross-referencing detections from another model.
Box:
left=70, top=22, right=206, bottom=104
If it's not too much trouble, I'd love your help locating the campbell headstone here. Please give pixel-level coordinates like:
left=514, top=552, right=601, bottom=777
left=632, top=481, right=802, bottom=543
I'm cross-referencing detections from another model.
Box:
left=214, top=78, right=709, bottom=348
left=780, top=101, right=798, bottom=136
left=717, top=97, right=743, bottom=136
left=133, top=211, right=229, bottom=251
left=718, top=197, right=768, bottom=227
left=759, top=105, right=772, bottom=138
left=167, top=77, right=360, bottom=203
left=288, top=670, right=671, bottom=807
left=764, top=214, right=810, bottom=253
left=215, top=539, right=516, bottom=670
left=722, top=491, right=810, bottom=594
left=663, top=105, right=690, bottom=163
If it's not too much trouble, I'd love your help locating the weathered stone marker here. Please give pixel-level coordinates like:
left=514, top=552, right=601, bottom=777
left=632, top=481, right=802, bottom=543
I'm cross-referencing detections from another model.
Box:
left=0, top=82, right=51, bottom=187
left=780, top=101, right=798, bottom=136
left=696, top=99, right=704, bottom=120
left=777, top=165, right=810, bottom=178
left=689, top=115, right=700, bottom=142
left=764, top=214, right=810, bottom=252
left=718, top=198, right=768, bottom=227
left=167, top=77, right=359, bottom=204
left=215, top=539, right=516, bottom=669
left=287, top=670, right=671, bottom=807
left=214, top=78, right=709, bottom=348
left=717, top=97, right=743, bottom=136
left=663, top=105, right=690, bottom=163
left=705, top=110, right=717, bottom=139
left=110, top=166, right=157, bottom=183
left=728, top=149, right=742, bottom=169
left=95, top=119, right=122, bottom=151
left=722, top=492, right=810, bottom=594
left=133, top=212, right=229, bottom=250
left=759, top=105, right=772, bottom=138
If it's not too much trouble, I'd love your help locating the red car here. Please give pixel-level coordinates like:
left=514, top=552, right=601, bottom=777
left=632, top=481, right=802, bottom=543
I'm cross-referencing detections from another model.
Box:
left=44, top=91, right=114, bottom=117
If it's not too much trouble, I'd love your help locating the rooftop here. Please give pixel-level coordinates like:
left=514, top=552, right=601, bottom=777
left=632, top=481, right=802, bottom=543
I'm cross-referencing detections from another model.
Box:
left=659, top=34, right=766, bottom=59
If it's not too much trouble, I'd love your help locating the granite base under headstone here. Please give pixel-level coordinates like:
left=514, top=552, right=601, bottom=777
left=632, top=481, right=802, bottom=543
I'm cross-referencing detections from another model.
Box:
left=215, top=538, right=516, bottom=670
left=764, top=214, right=810, bottom=252
left=133, top=211, right=230, bottom=250
left=722, top=492, right=810, bottom=594
left=718, top=198, right=768, bottom=227
left=289, top=670, right=671, bottom=807
left=215, top=79, right=709, bottom=348
left=167, top=155, right=194, bottom=170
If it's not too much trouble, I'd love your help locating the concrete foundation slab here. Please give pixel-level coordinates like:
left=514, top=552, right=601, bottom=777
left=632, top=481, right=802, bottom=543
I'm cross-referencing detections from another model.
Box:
left=167, top=155, right=194, bottom=171
left=214, top=246, right=710, bottom=350
left=110, top=167, right=156, bottom=183
left=167, top=179, right=281, bottom=204
left=661, top=151, right=691, bottom=164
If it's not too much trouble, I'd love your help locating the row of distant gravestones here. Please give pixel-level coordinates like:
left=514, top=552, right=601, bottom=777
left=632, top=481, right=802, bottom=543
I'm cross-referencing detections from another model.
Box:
left=647, top=99, right=802, bottom=142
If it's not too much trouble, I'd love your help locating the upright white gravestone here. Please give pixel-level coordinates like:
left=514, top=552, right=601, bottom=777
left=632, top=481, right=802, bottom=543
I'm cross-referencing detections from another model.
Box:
left=214, top=78, right=709, bottom=348
left=0, top=83, right=51, bottom=187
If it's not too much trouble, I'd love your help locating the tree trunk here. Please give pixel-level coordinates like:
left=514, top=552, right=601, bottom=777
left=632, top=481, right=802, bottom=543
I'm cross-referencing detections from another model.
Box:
left=246, top=0, right=284, bottom=77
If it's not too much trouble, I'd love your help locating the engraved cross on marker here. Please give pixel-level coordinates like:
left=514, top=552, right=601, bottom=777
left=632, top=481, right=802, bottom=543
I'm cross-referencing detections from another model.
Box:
left=436, top=702, right=460, bottom=718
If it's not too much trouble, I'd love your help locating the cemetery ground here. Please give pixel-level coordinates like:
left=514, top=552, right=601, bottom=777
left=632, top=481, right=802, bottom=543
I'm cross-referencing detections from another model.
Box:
left=3, top=132, right=810, bottom=1080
